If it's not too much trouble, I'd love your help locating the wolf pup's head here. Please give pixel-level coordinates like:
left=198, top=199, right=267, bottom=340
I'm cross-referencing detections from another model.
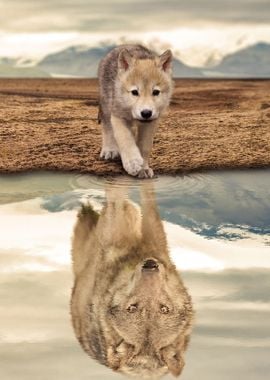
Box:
left=115, top=49, right=174, bottom=122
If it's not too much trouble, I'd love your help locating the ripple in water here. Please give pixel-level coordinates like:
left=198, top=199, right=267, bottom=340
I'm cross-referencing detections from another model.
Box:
left=69, top=172, right=220, bottom=201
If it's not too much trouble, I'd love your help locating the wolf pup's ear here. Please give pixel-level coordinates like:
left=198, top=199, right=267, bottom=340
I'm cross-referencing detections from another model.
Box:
left=118, top=49, right=133, bottom=72
left=158, top=49, right=173, bottom=73
left=161, top=345, right=185, bottom=377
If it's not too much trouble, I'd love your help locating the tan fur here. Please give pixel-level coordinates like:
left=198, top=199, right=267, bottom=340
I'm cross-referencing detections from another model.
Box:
left=71, top=182, right=193, bottom=378
left=98, top=45, right=174, bottom=178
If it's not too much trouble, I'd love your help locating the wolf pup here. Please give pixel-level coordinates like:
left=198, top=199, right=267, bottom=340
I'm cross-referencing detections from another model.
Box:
left=71, top=182, right=193, bottom=378
left=98, top=44, right=174, bottom=178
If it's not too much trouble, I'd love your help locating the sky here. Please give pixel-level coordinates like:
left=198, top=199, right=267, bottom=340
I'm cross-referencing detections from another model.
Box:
left=0, top=0, right=270, bottom=66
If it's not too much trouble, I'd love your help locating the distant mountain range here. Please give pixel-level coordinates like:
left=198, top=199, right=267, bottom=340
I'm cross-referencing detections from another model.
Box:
left=206, top=42, right=270, bottom=77
left=0, top=64, right=50, bottom=78
left=0, top=42, right=269, bottom=78
left=37, top=44, right=204, bottom=77
left=0, top=56, right=50, bottom=77
left=38, top=45, right=113, bottom=77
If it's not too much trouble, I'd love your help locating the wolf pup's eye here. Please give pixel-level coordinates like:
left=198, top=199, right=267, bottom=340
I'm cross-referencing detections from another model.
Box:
left=160, top=305, right=170, bottom=314
left=131, top=89, right=139, bottom=96
left=152, top=89, right=160, bottom=96
left=127, top=304, right=138, bottom=313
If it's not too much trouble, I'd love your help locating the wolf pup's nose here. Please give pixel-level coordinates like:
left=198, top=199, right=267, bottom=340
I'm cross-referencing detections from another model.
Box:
left=142, top=259, right=159, bottom=271
left=141, top=109, right=152, bottom=120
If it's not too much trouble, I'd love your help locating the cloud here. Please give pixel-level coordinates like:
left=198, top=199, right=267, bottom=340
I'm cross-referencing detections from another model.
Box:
left=1, top=0, right=270, bottom=66
left=184, top=268, right=270, bottom=303
left=1, top=268, right=270, bottom=379
left=0, top=0, right=270, bottom=33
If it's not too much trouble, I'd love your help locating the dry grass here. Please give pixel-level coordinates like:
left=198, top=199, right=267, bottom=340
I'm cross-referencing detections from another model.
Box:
left=0, top=78, right=269, bottom=175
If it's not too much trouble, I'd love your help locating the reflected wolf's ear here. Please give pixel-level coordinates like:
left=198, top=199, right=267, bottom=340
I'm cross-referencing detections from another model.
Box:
left=118, top=49, right=134, bottom=72
left=161, top=344, right=185, bottom=377
left=158, top=49, right=173, bottom=73
left=107, top=341, right=134, bottom=371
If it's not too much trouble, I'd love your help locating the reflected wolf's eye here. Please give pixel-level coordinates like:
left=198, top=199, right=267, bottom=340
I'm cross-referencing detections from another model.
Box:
left=160, top=305, right=170, bottom=314
left=108, top=306, right=119, bottom=316
left=127, top=304, right=138, bottom=313
left=131, top=89, right=139, bottom=96
left=152, top=89, right=160, bottom=96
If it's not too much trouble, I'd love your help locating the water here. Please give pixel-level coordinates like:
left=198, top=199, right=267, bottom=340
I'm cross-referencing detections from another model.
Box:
left=0, top=170, right=269, bottom=379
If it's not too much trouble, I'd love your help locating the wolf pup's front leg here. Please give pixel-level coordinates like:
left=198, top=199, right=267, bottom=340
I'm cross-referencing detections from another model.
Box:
left=136, top=120, right=157, bottom=178
left=111, top=115, right=143, bottom=176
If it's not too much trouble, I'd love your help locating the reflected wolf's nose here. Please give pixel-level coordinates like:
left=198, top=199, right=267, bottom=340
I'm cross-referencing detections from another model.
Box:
left=142, top=259, right=159, bottom=271
left=141, top=109, right=152, bottom=120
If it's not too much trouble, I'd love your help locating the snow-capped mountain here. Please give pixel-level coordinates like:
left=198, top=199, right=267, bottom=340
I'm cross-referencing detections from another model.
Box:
left=0, top=42, right=269, bottom=78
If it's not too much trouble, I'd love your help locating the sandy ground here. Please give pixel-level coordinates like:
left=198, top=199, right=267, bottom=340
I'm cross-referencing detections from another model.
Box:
left=0, top=78, right=269, bottom=175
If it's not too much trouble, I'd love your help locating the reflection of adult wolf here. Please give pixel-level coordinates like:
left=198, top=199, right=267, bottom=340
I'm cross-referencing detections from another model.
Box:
left=98, top=44, right=174, bottom=178
left=71, top=182, right=193, bottom=378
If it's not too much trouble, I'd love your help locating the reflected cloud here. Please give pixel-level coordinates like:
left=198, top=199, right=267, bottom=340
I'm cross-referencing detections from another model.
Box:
left=71, top=181, right=194, bottom=378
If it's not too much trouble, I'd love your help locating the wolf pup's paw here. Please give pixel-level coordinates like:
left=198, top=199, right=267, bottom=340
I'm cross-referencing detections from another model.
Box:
left=138, top=167, right=155, bottom=179
left=122, top=156, right=144, bottom=176
left=100, top=147, right=120, bottom=160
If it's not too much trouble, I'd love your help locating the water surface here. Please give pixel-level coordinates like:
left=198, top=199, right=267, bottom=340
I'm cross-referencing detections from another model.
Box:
left=0, top=170, right=269, bottom=379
